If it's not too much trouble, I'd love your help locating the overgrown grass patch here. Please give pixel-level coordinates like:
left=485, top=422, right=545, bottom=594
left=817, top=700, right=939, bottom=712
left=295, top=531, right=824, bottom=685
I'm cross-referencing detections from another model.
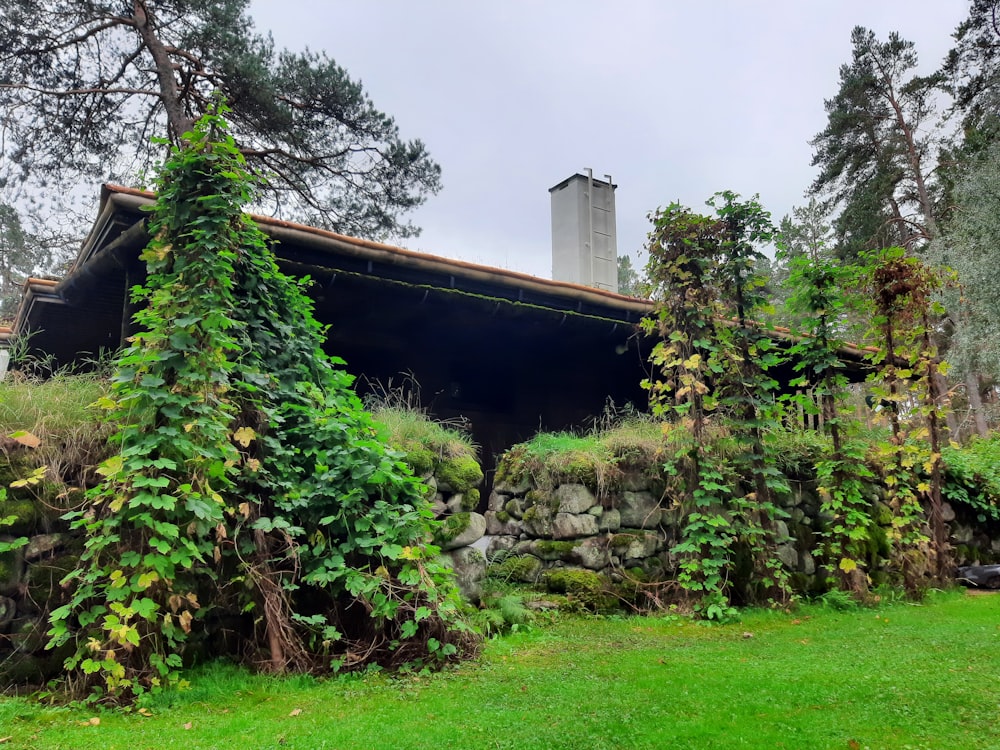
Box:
left=0, top=372, right=112, bottom=490
left=0, top=372, right=108, bottom=439
left=370, top=405, right=478, bottom=478
left=2, top=590, right=997, bottom=749
left=496, top=418, right=666, bottom=491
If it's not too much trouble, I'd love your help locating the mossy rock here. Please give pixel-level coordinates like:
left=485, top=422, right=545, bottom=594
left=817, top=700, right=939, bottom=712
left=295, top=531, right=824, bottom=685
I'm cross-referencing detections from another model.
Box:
left=26, top=553, right=79, bottom=591
left=616, top=566, right=654, bottom=603
left=437, top=455, right=483, bottom=494
left=0, top=552, right=16, bottom=584
left=434, top=512, right=472, bottom=545
left=486, top=554, right=543, bottom=583
left=550, top=451, right=600, bottom=487
left=523, top=489, right=559, bottom=521
left=460, top=488, right=481, bottom=511
left=403, top=446, right=436, bottom=476
left=0, top=642, right=74, bottom=686
left=0, top=497, right=47, bottom=536
left=503, top=498, right=524, bottom=519
left=533, top=540, right=577, bottom=560
left=866, top=523, right=891, bottom=565
left=543, top=568, right=617, bottom=612
left=872, top=502, right=893, bottom=527
left=954, top=544, right=979, bottom=566
left=494, top=445, right=530, bottom=489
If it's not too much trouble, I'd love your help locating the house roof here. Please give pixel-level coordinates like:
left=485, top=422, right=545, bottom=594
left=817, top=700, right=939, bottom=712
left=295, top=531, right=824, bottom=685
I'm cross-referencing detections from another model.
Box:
left=2, top=183, right=875, bottom=380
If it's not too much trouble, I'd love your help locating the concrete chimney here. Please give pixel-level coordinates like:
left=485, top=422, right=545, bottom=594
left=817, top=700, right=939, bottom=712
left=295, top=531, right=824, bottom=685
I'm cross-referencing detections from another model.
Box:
left=550, top=170, right=618, bottom=292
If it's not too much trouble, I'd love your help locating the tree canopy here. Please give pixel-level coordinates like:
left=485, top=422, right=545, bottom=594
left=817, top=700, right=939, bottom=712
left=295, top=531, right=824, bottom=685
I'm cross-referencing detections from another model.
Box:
left=944, top=0, right=1000, bottom=145
left=809, top=26, right=941, bottom=259
left=0, top=0, right=440, bottom=239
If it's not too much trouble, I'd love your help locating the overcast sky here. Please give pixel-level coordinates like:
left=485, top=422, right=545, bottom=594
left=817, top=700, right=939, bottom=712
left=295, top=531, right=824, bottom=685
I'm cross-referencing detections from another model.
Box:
left=250, top=1, right=967, bottom=280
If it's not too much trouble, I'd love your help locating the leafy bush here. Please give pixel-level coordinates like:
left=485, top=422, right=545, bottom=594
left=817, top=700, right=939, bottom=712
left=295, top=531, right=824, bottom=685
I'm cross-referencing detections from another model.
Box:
left=941, top=434, right=1000, bottom=522
left=47, top=107, right=476, bottom=704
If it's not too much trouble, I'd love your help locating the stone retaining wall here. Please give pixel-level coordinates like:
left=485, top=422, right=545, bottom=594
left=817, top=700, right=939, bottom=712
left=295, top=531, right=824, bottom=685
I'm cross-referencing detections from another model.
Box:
left=481, top=470, right=1000, bottom=594
left=0, top=457, right=490, bottom=686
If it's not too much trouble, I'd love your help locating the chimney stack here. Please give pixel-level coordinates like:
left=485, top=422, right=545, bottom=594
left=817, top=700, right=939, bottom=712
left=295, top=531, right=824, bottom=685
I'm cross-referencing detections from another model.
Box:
left=549, top=169, right=618, bottom=292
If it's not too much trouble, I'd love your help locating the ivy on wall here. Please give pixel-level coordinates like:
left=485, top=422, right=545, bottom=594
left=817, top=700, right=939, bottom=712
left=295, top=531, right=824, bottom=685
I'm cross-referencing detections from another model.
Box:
left=48, top=106, right=475, bottom=703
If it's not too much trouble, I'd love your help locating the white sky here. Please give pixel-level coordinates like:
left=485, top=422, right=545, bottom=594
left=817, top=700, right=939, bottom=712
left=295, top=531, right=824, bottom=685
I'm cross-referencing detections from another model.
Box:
left=250, top=1, right=967, bottom=279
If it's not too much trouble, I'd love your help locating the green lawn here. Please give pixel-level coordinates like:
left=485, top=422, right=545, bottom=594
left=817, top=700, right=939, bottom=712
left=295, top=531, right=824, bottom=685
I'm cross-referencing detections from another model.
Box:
left=2, top=590, right=998, bottom=749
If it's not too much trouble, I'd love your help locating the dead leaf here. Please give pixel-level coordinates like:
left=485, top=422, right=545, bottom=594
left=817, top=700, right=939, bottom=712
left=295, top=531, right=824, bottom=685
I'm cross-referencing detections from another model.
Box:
left=742, top=632, right=754, bottom=639
left=138, top=708, right=152, bottom=717
left=0, top=736, right=11, bottom=744
left=848, top=740, right=861, bottom=750
left=184, top=722, right=193, bottom=730
left=289, top=708, right=302, bottom=717
left=232, top=426, right=256, bottom=447
left=9, top=430, right=40, bottom=448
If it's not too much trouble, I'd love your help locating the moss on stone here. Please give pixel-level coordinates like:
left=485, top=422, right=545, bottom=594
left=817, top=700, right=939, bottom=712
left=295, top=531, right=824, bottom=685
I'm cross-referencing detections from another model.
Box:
left=0, top=497, right=44, bottom=536
left=534, top=540, right=576, bottom=558
left=495, top=510, right=511, bottom=523
left=873, top=502, right=893, bottom=527
left=404, top=446, right=436, bottom=476
left=486, top=554, right=542, bottom=583
left=609, top=531, right=641, bottom=550
left=26, top=553, right=79, bottom=591
left=0, top=552, right=15, bottom=583
left=866, top=523, right=891, bottom=566
left=434, top=512, right=471, bottom=545
left=460, top=488, right=480, bottom=511
left=543, top=568, right=617, bottom=612
left=438, top=455, right=484, bottom=494
left=503, top=498, right=522, bottom=518
left=522, top=505, right=540, bottom=523
left=524, top=489, right=550, bottom=506
left=494, top=444, right=533, bottom=489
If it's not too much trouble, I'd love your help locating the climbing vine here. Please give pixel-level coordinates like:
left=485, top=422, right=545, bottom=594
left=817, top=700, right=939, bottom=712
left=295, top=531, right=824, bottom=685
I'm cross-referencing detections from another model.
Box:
left=862, top=247, right=952, bottom=588
left=48, top=106, right=474, bottom=703
left=783, top=253, right=874, bottom=595
left=642, top=193, right=791, bottom=619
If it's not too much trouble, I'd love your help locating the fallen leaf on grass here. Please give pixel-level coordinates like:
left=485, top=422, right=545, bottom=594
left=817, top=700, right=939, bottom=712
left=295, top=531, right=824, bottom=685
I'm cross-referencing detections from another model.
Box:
left=183, top=722, right=193, bottom=730
left=742, top=632, right=754, bottom=639
left=78, top=717, right=100, bottom=727
left=848, top=740, right=861, bottom=750
left=0, top=736, right=11, bottom=744
left=10, top=430, right=41, bottom=448
left=289, top=708, right=302, bottom=717
left=137, top=708, right=152, bottom=717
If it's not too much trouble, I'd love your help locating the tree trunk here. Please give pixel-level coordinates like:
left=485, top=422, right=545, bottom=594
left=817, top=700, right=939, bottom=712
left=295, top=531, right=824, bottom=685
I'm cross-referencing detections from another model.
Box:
left=967, top=370, right=990, bottom=437
left=133, top=0, right=195, bottom=141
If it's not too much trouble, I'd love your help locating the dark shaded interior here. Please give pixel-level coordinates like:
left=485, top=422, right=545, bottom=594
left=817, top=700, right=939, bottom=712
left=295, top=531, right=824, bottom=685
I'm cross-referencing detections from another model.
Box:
left=8, top=186, right=875, bottom=490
